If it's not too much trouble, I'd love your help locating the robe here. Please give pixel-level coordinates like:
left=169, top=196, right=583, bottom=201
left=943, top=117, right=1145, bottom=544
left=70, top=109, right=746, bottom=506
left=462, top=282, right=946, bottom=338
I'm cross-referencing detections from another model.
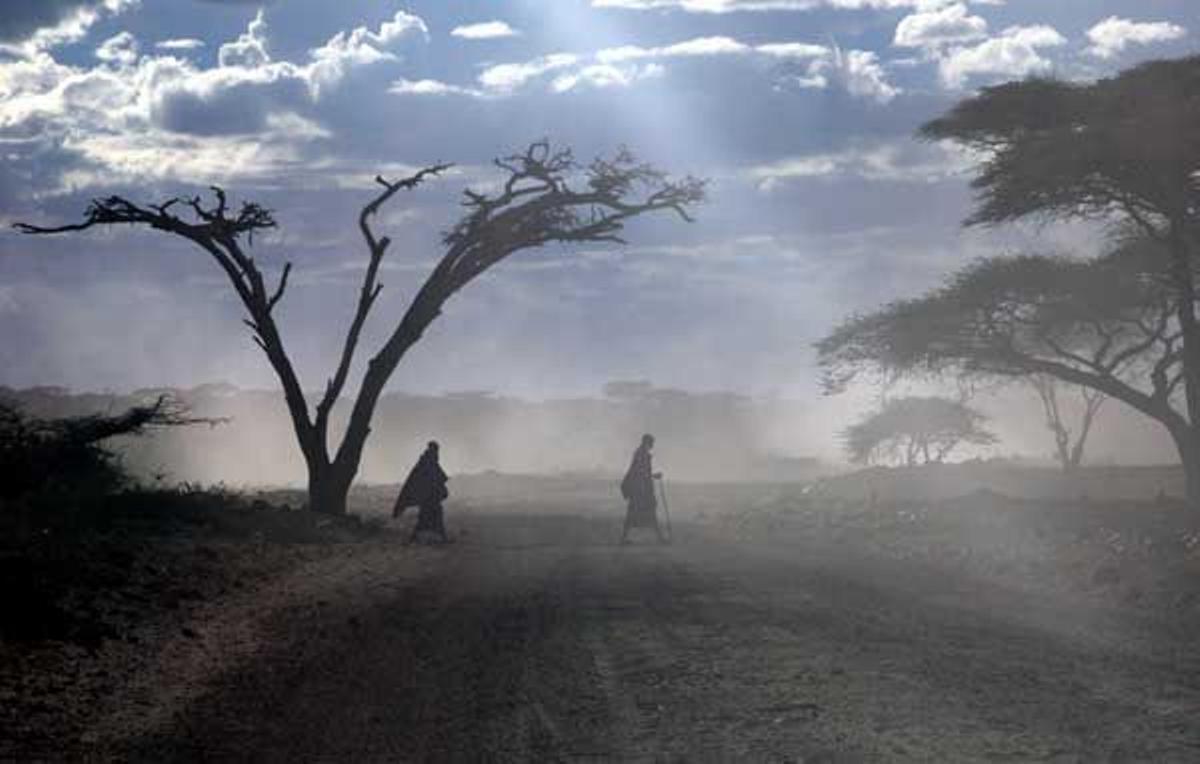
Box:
left=394, top=448, right=448, bottom=529
left=620, top=444, right=658, bottom=528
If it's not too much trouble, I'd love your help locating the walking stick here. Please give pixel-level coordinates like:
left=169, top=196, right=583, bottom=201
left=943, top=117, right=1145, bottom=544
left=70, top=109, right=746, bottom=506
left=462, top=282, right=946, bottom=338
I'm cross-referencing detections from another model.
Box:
left=655, top=475, right=674, bottom=543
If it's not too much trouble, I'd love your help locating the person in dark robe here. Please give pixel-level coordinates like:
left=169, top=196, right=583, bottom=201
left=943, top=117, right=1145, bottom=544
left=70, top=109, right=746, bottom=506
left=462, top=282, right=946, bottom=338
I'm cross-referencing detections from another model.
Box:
left=393, top=441, right=450, bottom=544
left=620, top=433, right=665, bottom=544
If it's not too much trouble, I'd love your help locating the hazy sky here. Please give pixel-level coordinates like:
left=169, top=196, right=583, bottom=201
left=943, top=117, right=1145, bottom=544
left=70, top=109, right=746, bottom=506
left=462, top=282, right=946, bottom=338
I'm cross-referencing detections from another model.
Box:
left=0, top=0, right=1195, bottom=403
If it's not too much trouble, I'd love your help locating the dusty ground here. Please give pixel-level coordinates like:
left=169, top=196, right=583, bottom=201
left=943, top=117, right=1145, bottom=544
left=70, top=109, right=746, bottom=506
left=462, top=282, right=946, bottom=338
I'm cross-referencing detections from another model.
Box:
left=5, top=480, right=1200, bottom=762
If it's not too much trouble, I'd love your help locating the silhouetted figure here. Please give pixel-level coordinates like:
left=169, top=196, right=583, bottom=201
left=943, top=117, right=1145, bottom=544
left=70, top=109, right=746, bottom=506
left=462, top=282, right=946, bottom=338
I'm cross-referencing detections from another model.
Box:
left=393, top=441, right=450, bottom=544
left=620, top=434, right=666, bottom=544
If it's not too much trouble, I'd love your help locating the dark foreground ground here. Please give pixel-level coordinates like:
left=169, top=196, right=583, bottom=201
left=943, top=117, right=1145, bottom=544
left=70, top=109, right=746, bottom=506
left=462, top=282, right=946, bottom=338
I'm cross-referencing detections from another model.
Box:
left=4, top=479, right=1200, bottom=761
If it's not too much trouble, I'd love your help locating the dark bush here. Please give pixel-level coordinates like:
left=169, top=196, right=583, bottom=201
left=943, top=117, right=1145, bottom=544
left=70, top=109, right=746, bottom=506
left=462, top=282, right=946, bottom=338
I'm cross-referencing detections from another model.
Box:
left=0, top=396, right=219, bottom=503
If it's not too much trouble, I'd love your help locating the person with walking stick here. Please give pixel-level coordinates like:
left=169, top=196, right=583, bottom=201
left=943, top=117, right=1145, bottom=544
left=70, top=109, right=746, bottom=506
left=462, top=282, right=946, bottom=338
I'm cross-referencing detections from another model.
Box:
left=619, top=434, right=669, bottom=545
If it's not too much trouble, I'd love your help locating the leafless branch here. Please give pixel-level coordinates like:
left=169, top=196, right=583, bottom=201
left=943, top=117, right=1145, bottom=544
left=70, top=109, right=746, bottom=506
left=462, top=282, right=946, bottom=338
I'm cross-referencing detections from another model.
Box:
left=268, top=262, right=292, bottom=313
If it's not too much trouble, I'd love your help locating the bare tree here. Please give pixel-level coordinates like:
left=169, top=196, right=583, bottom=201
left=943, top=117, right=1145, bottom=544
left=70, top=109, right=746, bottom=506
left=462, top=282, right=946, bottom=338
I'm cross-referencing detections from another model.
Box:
left=1029, top=375, right=1106, bottom=472
left=17, top=141, right=706, bottom=514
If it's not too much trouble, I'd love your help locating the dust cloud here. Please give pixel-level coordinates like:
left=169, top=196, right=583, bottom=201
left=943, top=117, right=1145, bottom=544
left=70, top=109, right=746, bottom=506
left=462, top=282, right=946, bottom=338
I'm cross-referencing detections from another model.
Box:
left=2, top=376, right=1179, bottom=489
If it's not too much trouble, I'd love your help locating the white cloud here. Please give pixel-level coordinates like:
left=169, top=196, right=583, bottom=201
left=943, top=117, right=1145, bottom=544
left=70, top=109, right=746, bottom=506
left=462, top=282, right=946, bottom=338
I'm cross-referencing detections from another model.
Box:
left=598, top=36, right=828, bottom=63
left=796, top=48, right=899, bottom=102
left=208, top=9, right=428, bottom=98
left=841, top=49, right=899, bottom=102
left=2, top=0, right=138, bottom=56
left=62, top=113, right=331, bottom=189
left=0, top=8, right=431, bottom=189
left=894, top=3, right=987, bottom=50
left=1085, top=17, right=1186, bottom=59
left=592, top=0, right=976, bottom=12
left=451, top=21, right=519, bottom=40
left=598, top=36, right=751, bottom=62
left=404, top=35, right=886, bottom=102
left=95, top=30, right=138, bottom=66
left=938, top=25, right=1065, bottom=88
left=218, top=9, right=270, bottom=68
left=551, top=63, right=665, bottom=92
left=594, top=0, right=812, bottom=10
left=155, top=38, right=204, bottom=51
left=389, top=77, right=485, bottom=97
left=477, top=53, right=579, bottom=92
left=757, top=42, right=829, bottom=59
left=306, top=11, right=428, bottom=97
left=748, top=139, right=978, bottom=191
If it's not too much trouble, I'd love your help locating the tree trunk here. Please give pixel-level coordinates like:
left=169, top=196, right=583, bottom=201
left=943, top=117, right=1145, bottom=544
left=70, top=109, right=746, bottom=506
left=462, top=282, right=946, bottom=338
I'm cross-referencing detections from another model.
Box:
left=1169, top=226, right=1200, bottom=508
left=331, top=298, right=438, bottom=493
left=1179, top=438, right=1200, bottom=509
left=1165, top=421, right=1200, bottom=508
left=308, top=464, right=353, bottom=516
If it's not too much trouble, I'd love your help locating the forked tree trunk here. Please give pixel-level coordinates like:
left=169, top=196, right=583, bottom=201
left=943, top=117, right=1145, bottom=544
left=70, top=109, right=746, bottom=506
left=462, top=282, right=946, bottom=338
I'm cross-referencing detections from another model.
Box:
left=302, top=298, right=437, bottom=515
left=308, top=465, right=353, bottom=517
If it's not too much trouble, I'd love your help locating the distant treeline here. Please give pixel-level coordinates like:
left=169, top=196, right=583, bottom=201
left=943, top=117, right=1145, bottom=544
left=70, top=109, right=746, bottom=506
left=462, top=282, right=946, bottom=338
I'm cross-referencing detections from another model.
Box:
left=1, top=382, right=825, bottom=486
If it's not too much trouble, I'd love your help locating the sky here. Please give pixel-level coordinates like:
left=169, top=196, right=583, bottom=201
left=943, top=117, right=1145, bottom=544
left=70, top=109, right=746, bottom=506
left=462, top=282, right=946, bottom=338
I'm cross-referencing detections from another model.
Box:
left=0, top=0, right=1195, bottom=421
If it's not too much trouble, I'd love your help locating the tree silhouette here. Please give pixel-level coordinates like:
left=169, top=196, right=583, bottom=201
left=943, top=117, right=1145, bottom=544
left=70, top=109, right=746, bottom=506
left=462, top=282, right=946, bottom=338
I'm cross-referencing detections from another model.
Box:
left=17, top=141, right=706, bottom=514
left=1029, top=376, right=1106, bottom=473
left=817, top=246, right=1183, bottom=476
left=921, top=55, right=1200, bottom=500
left=841, top=396, right=997, bottom=467
left=0, top=395, right=218, bottom=499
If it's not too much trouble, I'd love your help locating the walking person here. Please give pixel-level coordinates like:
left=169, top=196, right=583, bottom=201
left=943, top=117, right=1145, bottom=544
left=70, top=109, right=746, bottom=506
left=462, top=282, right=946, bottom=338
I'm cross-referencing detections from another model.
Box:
left=393, top=440, right=450, bottom=544
left=620, top=434, right=667, bottom=545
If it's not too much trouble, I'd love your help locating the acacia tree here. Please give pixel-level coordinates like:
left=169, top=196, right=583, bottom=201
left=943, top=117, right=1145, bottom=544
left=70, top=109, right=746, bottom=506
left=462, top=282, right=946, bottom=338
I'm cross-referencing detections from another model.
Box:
left=920, top=55, right=1200, bottom=498
left=17, top=142, right=705, bottom=515
left=841, top=396, right=997, bottom=466
left=1029, top=375, right=1106, bottom=472
left=816, top=247, right=1192, bottom=483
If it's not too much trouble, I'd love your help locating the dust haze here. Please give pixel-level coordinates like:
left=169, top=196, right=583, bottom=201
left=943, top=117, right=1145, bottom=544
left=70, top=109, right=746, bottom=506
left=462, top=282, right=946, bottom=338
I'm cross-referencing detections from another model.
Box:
left=3, top=2, right=1200, bottom=759
left=0, top=378, right=1178, bottom=487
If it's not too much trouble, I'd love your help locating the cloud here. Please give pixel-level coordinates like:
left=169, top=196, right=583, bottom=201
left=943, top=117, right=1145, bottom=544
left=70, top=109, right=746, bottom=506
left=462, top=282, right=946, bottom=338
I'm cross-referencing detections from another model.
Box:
left=551, top=63, right=665, bottom=92
left=451, top=21, right=519, bottom=40
left=598, top=36, right=828, bottom=63
left=786, top=47, right=899, bottom=102
left=95, top=31, right=139, bottom=66
left=155, top=38, right=205, bottom=51
left=757, top=42, right=829, bottom=59
left=477, top=53, right=579, bottom=92
left=1085, top=17, right=1186, bottom=59
left=394, top=35, right=894, bottom=103
left=893, top=3, right=987, bottom=50
left=594, top=0, right=813, bottom=10
left=389, top=77, right=485, bottom=97
left=0, top=0, right=137, bottom=53
left=833, top=49, right=899, bottom=102
left=62, top=112, right=332, bottom=188
left=748, top=139, right=977, bottom=191
left=598, top=36, right=751, bottom=62
left=305, top=10, right=428, bottom=97
left=0, top=7, right=431, bottom=190
left=217, top=8, right=270, bottom=68
left=938, top=25, right=1065, bottom=88
left=592, top=0, right=976, bottom=13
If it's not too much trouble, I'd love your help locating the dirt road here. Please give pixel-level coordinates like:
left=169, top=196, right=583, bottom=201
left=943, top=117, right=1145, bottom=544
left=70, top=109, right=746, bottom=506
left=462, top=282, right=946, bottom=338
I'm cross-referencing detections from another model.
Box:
left=83, top=508, right=1200, bottom=762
